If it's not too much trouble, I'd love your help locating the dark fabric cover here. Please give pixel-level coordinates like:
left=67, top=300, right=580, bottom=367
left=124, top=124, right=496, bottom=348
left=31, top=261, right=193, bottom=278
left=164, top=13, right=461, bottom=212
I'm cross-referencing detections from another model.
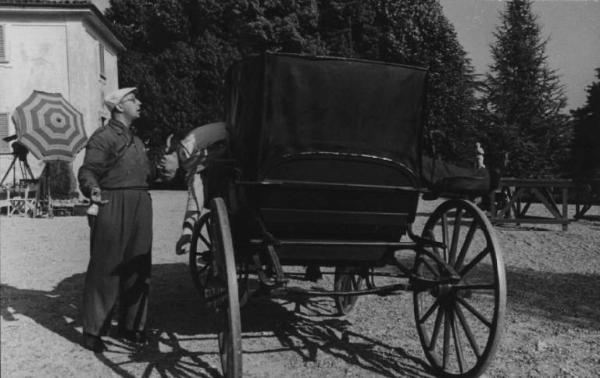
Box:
left=421, top=155, right=491, bottom=195
left=226, top=53, right=428, bottom=183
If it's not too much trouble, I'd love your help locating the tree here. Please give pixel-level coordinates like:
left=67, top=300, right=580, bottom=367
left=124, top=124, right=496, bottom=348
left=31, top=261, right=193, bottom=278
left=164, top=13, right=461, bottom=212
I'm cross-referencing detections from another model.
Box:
left=106, top=0, right=478, bottom=166
left=106, top=0, right=324, bottom=162
left=571, top=68, right=600, bottom=178
left=482, top=0, right=571, bottom=177
left=317, top=0, right=479, bottom=164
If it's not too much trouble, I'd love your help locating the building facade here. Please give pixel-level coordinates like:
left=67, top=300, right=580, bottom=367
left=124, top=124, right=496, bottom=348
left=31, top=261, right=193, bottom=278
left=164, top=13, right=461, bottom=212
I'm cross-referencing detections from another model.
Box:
left=0, top=0, right=124, bottom=183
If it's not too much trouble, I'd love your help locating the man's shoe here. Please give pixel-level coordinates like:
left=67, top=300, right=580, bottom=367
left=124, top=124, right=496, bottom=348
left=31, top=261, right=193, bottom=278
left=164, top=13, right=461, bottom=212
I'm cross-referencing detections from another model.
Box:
left=305, top=265, right=323, bottom=282
left=117, top=328, right=148, bottom=345
left=82, top=332, right=107, bottom=353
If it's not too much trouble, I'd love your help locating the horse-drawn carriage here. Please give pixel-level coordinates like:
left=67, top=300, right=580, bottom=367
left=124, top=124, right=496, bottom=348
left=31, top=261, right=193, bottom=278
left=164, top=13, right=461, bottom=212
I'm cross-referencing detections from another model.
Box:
left=191, top=53, right=506, bottom=378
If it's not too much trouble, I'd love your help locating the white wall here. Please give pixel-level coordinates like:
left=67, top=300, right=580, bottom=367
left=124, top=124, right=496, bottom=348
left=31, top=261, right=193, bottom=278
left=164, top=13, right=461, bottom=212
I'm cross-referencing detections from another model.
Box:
left=66, top=20, right=118, bottom=177
left=0, top=22, right=70, bottom=178
left=0, top=11, right=120, bottom=190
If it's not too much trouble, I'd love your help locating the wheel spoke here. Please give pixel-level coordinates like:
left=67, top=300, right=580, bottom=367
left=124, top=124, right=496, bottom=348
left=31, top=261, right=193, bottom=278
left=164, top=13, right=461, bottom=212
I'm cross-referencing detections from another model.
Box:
left=459, top=247, right=490, bottom=277
left=455, top=302, right=481, bottom=358
left=455, top=220, right=478, bottom=270
left=450, top=208, right=463, bottom=265
left=441, top=214, right=449, bottom=261
left=199, top=233, right=211, bottom=248
left=455, top=283, right=495, bottom=291
left=456, top=296, right=492, bottom=328
left=451, top=309, right=466, bottom=374
left=442, top=308, right=451, bottom=370
left=429, top=307, right=444, bottom=350
left=419, top=299, right=440, bottom=324
left=422, top=258, right=440, bottom=278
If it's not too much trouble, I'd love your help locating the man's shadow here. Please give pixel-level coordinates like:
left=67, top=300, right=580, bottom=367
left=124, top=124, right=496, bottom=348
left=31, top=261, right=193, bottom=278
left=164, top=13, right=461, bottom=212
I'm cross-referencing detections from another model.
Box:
left=1, top=262, right=437, bottom=377
left=1, top=263, right=222, bottom=377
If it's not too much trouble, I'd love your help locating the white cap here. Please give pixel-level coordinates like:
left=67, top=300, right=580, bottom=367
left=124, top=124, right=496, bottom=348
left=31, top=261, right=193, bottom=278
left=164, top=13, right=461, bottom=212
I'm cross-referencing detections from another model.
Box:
left=104, top=87, right=137, bottom=111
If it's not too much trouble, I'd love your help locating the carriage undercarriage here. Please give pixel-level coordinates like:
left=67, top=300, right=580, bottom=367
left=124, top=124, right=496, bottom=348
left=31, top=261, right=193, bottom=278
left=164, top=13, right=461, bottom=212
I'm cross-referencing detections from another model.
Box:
left=189, top=195, right=506, bottom=378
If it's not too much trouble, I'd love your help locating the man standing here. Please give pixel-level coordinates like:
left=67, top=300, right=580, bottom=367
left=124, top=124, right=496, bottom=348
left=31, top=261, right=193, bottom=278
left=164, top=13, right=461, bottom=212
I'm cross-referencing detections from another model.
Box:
left=78, top=87, right=152, bottom=352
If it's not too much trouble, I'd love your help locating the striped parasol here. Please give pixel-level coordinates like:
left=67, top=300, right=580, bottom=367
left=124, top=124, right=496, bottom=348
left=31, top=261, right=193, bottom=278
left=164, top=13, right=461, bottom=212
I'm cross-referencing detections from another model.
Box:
left=13, top=90, right=87, bottom=162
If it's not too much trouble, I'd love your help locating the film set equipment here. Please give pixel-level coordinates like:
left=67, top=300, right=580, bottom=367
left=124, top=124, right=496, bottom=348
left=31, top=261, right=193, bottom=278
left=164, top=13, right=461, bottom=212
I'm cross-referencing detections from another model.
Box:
left=0, top=134, right=35, bottom=186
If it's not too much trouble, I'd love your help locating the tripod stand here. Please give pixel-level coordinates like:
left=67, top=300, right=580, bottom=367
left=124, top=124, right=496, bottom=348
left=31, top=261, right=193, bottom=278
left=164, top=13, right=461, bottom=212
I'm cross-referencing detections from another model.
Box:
left=1, top=140, right=40, bottom=217
left=0, top=150, right=35, bottom=186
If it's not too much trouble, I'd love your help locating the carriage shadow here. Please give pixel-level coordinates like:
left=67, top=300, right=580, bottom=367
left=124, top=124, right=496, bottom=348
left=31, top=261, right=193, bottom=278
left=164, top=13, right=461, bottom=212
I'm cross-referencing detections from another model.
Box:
left=238, top=295, right=433, bottom=378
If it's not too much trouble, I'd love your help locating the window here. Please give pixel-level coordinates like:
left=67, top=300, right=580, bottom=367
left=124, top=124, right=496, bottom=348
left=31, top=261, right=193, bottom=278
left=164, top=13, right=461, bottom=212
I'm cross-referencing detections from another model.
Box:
left=0, top=114, right=10, bottom=153
left=0, top=25, right=7, bottom=62
left=98, top=43, right=105, bottom=79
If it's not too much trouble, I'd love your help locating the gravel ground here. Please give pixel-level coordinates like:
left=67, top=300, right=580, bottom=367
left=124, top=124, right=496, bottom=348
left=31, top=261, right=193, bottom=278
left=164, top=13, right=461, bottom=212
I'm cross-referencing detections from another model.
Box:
left=1, top=190, right=599, bottom=377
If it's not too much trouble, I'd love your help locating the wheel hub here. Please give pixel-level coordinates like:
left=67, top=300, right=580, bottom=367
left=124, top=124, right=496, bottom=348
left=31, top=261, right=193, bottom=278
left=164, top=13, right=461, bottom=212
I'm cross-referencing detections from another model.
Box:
left=432, top=283, right=453, bottom=296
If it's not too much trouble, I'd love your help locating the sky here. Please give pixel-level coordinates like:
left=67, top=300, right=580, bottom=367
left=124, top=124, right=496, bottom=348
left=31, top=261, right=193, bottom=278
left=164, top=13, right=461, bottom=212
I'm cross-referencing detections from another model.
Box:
left=94, top=0, right=599, bottom=110
left=439, top=0, right=600, bottom=111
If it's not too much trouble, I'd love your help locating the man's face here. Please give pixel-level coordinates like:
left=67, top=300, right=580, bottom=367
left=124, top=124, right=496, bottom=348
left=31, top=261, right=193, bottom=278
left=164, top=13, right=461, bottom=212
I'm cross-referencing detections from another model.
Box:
left=118, top=93, right=142, bottom=120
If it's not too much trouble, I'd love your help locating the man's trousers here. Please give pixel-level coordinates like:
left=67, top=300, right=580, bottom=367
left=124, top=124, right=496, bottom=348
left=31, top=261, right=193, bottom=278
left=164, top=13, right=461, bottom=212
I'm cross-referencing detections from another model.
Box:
left=82, top=189, right=152, bottom=336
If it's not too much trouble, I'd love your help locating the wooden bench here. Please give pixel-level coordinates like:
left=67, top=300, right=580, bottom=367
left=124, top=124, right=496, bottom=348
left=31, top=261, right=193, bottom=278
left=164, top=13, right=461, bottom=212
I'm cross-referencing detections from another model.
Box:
left=488, top=178, right=583, bottom=231
left=572, top=179, right=600, bottom=219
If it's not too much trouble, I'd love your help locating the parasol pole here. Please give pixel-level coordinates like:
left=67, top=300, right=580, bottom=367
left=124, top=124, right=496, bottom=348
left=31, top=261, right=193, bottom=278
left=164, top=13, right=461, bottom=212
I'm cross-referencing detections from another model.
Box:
left=48, top=164, right=53, bottom=218
left=45, top=161, right=54, bottom=218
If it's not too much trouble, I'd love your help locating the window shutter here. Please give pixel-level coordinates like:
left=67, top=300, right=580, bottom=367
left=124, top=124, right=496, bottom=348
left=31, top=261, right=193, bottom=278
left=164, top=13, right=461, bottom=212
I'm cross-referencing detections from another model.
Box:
left=99, top=43, right=105, bottom=78
left=0, top=114, right=9, bottom=153
left=0, top=25, right=6, bottom=62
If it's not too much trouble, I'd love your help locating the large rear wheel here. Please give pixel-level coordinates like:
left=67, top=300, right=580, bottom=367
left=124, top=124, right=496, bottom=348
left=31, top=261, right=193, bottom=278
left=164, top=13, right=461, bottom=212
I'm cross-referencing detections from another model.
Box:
left=209, top=198, right=242, bottom=378
left=413, top=199, right=506, bottom=377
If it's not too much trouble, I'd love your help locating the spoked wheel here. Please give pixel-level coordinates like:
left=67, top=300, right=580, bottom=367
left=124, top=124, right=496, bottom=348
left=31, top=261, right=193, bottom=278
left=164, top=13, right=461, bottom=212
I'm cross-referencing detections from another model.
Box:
left=190, top=211, right=249, bottom=306
left=333, top=266, right=365, bottom=315
left=413, top=199, right=506, bottom=378
left=209, top=198, right=242, bottom=378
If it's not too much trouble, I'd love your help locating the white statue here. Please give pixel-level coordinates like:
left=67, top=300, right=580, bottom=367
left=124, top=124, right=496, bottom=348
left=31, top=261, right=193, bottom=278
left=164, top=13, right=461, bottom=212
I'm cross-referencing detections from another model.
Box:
left=476, top=142, right=486, bottom=169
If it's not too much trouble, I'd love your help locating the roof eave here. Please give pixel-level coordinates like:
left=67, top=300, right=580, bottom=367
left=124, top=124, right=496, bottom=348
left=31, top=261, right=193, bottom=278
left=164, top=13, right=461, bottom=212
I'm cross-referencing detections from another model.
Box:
left=0, top=4, right=126, bottom=52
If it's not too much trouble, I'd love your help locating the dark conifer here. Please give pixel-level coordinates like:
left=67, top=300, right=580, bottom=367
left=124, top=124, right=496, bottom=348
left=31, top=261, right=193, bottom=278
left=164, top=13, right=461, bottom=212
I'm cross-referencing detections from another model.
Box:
left=571, top=68, right=600, bottom=178
left=482, top=0, right=570, bottom=177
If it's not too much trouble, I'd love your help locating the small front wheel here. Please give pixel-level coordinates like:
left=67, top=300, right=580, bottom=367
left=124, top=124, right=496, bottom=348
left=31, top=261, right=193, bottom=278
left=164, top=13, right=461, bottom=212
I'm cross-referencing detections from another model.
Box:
left=189, top=212, right=213, bottom=301
left=333, top=266, right=364, bottom=315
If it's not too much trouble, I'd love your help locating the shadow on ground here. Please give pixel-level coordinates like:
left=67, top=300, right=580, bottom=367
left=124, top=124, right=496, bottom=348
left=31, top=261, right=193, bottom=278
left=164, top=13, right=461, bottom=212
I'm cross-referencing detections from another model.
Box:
left=0, top=263, right=431, bottom=378
left=505, top=266, right=600, bottom=330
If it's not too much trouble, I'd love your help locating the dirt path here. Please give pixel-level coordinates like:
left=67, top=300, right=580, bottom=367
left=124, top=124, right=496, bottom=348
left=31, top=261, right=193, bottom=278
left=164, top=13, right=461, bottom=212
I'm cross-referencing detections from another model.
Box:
left=1, top=191, right=599, bottom=377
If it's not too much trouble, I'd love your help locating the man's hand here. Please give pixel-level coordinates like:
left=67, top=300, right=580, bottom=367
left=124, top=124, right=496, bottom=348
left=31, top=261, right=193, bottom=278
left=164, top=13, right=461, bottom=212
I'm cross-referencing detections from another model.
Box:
left=90, top=187, right=109, bottom=205
left=158, top=149, right=179, bottom=182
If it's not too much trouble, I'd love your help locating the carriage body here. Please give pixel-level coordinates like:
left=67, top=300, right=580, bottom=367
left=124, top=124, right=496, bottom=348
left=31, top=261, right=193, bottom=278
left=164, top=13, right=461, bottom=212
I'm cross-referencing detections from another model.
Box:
left=195, top=53, right=507, bottom=378
left=218, top=53, right=427, bottom=264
